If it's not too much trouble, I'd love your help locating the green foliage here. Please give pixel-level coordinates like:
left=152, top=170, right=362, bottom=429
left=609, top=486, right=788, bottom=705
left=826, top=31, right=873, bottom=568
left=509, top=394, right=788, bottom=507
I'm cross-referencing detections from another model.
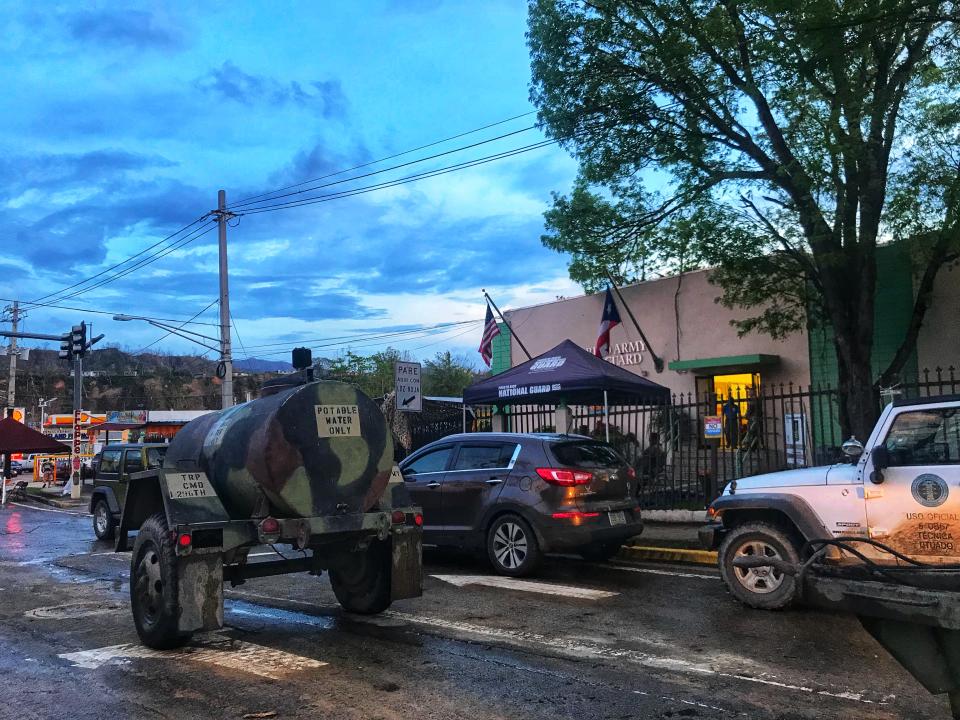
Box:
left=324, top=348, right=478, bottom=399
left=529, top=0, right=960, bottom=434
left=422, top=351, right=477, bottom=397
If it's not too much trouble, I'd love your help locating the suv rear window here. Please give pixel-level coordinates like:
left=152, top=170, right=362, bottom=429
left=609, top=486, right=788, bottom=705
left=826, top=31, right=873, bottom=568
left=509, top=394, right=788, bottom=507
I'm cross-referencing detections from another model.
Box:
left=550, top=441, right=623, bottom=469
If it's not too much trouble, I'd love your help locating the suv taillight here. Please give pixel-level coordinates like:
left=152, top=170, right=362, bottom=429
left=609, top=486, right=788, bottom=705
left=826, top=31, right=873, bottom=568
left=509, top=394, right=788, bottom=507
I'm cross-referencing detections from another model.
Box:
left=536, top=467, right=593, bottom=486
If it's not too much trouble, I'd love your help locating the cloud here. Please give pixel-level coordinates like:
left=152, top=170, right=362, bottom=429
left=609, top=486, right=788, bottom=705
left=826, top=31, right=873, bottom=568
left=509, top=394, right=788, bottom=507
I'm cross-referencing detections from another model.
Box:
left=0, top=150, right=176, bottom=199
left=67, top=9, right=184, bottom=51
left=194, top=62, right=348, bottom=117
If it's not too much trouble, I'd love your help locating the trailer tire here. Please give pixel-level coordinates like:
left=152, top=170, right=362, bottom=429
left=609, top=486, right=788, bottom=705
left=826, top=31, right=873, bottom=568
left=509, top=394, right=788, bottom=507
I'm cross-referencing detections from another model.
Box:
left=130, top=513, right=192, bottom=649
left=719, top=521, right=801, bottom=610
left=329, top=539, right=392, bottom=615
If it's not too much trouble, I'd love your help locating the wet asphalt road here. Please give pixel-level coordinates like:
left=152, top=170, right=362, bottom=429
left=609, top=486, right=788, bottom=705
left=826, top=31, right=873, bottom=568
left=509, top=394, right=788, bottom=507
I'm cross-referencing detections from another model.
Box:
left=0, top=501, right=950, bottom=720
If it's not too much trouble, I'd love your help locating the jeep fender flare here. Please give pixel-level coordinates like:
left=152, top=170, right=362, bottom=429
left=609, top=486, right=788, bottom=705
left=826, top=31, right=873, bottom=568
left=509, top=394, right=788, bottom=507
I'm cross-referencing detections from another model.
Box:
left=711, top=493, right=832, bottom=543
left=90, top=487, right=121, bottom=516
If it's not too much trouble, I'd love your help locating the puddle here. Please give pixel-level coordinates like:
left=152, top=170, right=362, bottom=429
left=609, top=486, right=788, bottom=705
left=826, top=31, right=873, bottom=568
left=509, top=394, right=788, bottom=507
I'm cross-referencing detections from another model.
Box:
left=226, top=599, right=337, bottom=630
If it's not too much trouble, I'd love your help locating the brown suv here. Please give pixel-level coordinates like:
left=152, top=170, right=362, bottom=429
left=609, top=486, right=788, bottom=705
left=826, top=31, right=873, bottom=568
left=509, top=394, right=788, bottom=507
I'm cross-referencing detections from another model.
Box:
left=401, top=433, right=643, bottom=576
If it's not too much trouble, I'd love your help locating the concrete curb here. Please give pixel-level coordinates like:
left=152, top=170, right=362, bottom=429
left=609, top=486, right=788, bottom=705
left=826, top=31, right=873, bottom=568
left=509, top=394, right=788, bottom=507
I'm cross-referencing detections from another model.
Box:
left=21, top=493, right=89, bottom=511
left=620, top=545, right=718, bottom=566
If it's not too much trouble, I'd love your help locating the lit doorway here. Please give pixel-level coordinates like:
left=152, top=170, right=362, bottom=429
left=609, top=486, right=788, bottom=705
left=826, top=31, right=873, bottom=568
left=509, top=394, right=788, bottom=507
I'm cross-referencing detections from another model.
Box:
left=696, top=373, right=761, bottom=448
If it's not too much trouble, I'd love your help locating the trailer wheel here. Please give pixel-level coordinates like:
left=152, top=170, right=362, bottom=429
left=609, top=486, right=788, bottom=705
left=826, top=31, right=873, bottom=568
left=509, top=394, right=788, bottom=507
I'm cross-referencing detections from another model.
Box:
left=329, top=539, right=392, bottom=614
left=130, top=513, right=192, bottom=649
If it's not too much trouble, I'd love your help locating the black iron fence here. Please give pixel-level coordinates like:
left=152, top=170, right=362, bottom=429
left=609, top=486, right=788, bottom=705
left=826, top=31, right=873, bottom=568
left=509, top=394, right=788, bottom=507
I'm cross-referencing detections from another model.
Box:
left=442, top=366, right=957, bottom=510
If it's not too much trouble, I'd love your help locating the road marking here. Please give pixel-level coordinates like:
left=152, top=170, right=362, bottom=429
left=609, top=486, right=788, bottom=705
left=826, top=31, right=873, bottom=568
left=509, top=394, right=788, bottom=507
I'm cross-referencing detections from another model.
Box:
left=8, top=502, right=90, bottom=517
left=59, top=637, right=327, bottom=680
left=600, top=563, right=717, bottom=581
left=430, top=574, right=618, bottom=599
left=225, top=589, right=889, bottom=707
left=372, top=610, right=888, bottom=706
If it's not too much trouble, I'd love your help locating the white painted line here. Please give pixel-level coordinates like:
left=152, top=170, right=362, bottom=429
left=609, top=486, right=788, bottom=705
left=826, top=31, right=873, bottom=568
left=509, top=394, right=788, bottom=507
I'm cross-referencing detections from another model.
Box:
left=8, top=501, right=90, bottom=517
left=600, top=563, right=717, bottom=581
left=59, top=638, right=327, bottom=680
left=225, top=589, right=890, bottom=707
left=431, top=574, right=618, bottom=600
left=372, top=610, right=890, bottom=707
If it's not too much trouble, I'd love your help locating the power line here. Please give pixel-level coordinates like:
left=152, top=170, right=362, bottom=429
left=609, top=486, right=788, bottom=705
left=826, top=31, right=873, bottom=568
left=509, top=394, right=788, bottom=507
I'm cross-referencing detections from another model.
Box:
left=235, top=139, right=558, bottom=217
left=238, top=318, right=484, bottom=352
left=31, top=215, right=211, bottom=305
left=50, top=221, right=218, bottom=303
left=247, top=319, right=485, bottom=359
left=0, top=296, right=221, bottom=326
left=227, top=125, right=537, bottom=211
left=229, top=307, right=248, bottom=359
left=231, top=110, right=537, bottom=207
left=136, top=299, right=221, bottom=353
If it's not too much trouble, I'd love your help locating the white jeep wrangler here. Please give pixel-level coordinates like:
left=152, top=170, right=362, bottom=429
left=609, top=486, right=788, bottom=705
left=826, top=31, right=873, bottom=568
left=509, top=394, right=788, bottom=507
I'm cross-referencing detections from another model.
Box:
left=700, top=394, right=960, bottom=609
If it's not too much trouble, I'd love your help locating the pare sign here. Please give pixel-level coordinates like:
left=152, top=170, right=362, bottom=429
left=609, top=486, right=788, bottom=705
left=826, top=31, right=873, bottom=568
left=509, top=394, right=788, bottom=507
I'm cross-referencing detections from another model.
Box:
left=394, top=361, right=422, bottom=413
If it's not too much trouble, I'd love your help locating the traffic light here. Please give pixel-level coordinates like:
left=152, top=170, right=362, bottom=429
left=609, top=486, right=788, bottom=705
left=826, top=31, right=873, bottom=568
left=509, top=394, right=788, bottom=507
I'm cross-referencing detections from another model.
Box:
left=70, top=322, right=86, bottom=358
left=58, top=333, right=71, bottom=361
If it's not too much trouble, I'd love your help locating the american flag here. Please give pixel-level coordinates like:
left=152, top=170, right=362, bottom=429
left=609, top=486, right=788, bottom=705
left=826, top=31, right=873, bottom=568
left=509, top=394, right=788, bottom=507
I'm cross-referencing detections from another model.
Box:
left=478, top=303, right=501, bottom=367
left=594, top=287, right=622, bottom=358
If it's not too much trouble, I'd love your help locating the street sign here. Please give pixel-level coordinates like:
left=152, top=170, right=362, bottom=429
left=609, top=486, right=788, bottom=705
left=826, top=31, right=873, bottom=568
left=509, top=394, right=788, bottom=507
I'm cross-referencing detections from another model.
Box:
left=10, top=407, right=25, bottom=423
left=394, top=361, right=422, bottom=412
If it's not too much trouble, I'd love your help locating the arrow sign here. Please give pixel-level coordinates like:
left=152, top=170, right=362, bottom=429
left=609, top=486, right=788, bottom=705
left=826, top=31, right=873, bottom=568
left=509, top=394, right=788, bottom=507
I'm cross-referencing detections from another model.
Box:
left=394, top=361, right=422, bottom=412
left=430, top=575, right=618, bottom=600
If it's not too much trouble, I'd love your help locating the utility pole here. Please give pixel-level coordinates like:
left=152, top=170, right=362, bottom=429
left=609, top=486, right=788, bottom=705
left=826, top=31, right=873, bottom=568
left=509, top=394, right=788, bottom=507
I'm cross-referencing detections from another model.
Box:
left=5, top=300, right=18, bottom=409
left=2, top=301, right=19, bottom=502
left=215, top=190, right=234, bottom=409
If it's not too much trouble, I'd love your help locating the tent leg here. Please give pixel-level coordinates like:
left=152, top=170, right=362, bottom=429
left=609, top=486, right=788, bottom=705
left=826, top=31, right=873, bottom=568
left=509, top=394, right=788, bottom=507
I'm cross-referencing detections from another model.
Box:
left=604, top=391, right=610, bottom=443
left=462, top=404, right=466, bottom=433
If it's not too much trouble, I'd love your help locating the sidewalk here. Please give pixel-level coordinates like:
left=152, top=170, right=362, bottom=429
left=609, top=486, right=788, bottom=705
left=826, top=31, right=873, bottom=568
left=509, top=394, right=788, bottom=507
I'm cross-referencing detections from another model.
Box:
left=621, top=521, right=717, bottom=566
left=4, top=479, right=91, bottom=511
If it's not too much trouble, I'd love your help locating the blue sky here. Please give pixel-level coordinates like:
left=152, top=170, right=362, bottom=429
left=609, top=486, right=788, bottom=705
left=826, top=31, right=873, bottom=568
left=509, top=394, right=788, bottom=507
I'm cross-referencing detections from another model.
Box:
left=0, top=1, right=579, bottom=366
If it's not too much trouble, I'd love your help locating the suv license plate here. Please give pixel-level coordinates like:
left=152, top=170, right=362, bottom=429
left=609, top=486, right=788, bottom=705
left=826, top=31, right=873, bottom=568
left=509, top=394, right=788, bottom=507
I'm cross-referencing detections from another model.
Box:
left=608, top=511, right=626, bottom=526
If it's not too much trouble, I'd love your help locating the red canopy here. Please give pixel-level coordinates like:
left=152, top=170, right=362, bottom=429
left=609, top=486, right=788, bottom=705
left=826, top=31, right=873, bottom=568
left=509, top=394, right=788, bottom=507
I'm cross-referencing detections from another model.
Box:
left=0, top=417, right=70, bottom=454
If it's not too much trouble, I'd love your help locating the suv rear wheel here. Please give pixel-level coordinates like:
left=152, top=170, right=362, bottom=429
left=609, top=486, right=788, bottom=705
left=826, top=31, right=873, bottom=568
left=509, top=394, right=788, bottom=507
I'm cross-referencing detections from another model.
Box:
left=719, top=521, right=801, bottom=610
left=487, top=514, right=541, bottom=577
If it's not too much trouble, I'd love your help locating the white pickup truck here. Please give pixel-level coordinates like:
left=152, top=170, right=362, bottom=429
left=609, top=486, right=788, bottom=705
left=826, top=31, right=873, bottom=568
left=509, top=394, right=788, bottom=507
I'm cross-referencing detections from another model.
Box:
left=700, top=394, right=960, bottom=609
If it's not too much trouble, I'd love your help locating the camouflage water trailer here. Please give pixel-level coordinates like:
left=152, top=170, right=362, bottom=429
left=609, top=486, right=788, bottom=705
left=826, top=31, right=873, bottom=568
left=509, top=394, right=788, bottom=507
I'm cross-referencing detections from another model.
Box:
left=115, top=379, right=423, bottom=649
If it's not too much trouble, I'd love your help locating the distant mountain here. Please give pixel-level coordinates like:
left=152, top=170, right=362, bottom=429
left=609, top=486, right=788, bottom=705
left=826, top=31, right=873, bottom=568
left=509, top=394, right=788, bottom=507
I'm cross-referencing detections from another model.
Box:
left=234, top=358, right=293, bottom=372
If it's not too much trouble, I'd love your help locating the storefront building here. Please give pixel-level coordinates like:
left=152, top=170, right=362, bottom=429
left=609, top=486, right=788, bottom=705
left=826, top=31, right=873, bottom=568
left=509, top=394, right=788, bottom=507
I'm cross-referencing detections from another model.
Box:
left=494, top=244, right=959, bottom=402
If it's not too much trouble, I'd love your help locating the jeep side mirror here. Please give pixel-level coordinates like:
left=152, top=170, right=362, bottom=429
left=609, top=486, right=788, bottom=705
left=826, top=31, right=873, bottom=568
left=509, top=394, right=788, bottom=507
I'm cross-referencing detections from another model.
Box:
left=871, top=445, right=890, bottom=470
left=841, top=436, right=863, bottom=459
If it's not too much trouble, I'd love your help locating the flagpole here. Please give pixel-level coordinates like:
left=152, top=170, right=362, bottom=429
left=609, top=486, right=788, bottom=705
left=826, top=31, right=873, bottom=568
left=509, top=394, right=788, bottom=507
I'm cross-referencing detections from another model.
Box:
left=604, top=274, right=665, bottom=372
left=482, top=290, right=532, bottom=361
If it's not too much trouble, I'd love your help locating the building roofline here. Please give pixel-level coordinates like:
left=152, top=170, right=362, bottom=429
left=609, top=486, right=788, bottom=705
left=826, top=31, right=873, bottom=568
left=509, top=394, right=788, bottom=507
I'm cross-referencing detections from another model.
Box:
left=502, top=267, right=713, bottom=316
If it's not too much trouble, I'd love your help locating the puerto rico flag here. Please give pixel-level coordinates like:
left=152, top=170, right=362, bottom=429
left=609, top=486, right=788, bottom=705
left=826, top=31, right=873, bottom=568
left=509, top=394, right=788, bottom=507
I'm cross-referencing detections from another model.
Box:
left=478, top=303, right=501, bottom=367
left=594, top=287, right=622, bottom=358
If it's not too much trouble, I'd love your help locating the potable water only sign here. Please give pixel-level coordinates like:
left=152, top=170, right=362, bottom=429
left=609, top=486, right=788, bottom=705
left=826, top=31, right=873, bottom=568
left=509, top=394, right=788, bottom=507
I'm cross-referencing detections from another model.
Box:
left=395, top=361, right=422, bottom=412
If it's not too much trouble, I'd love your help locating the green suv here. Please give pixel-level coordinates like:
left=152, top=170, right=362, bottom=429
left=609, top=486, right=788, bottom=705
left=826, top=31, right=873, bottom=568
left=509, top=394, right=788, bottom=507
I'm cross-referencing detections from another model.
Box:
left=90, top=443, right=167, bottom=541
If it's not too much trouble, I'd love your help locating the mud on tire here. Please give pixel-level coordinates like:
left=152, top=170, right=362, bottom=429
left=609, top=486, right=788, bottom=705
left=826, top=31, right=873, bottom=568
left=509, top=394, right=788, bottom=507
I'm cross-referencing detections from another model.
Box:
left=130, top=512, right=192, bottom=649
left=719, top=521, right=801, bottom=610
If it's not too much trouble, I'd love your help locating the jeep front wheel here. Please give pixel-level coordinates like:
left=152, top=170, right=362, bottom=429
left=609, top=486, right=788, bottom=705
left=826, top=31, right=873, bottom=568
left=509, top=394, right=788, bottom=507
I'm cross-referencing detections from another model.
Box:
left=92, top=499, right=115, bottom=541
left=719, top=521, right=800, bottom=610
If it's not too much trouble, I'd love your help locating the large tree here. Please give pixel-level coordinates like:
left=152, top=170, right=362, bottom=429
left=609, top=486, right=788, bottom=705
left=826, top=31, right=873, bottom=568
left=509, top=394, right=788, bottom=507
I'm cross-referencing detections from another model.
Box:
left=529, top=0, right=960, bottom=439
